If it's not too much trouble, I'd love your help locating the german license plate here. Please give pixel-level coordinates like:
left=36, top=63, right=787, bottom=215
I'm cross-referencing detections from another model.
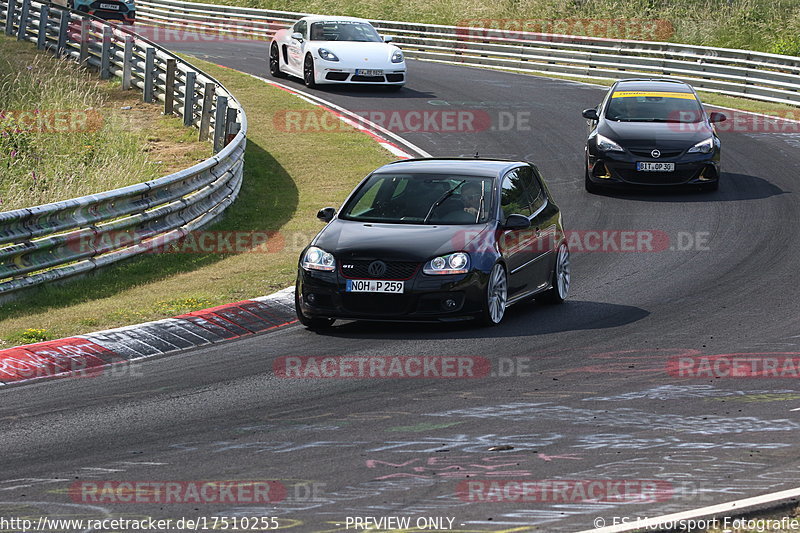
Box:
left=346, top=279, right=404, bottom=293
left=99, top=3, right=120, bottom=8
left=637, top=162, right=674, bottom=172
left=356, top=69, right=383, bottom=76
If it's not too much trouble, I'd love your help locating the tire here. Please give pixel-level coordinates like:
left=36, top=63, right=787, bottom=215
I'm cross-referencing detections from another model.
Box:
left=585, top=158, right=601, bottom=193
left=537, top=243, right=570, bottom=304
left=478, top=263, right=508, bottom=326
left=303, top=54, right=317, bottom=88
left=295, top=285, right=334, bottom=330
left=269, top=43, right=285, bottom=78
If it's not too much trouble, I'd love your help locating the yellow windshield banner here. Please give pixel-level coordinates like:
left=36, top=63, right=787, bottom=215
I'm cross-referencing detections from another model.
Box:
left=612, top=91, right=698, bottom=100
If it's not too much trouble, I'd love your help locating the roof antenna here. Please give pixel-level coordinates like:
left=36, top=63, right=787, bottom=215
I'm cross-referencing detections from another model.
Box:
left=474, top=150, right=480, bottom=159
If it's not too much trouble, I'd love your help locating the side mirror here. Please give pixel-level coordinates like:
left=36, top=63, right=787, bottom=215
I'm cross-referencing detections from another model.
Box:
left=503, top=214, right=531, bottom=230
left=383, top=35, right=393, bottom=42
left=317, top=207, right=336, bottom=223
left=582, top=108, right=599, bottom=120
left=291, top=32, right=304, bottom=41
left=709, top=111, right=727, bottom=123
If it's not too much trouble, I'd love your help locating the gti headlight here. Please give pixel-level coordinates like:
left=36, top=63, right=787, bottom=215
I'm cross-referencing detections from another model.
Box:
left=687, top=137, right=714, bottom=154
left=423, top=252, right=470, bottom=275
left=302, top=246, right=335, bottom=271
left=391, top=49, right=404, bottom=63
left=596, top=134, right=624, bottom=152
left=318, top=48, right=339, bottom=62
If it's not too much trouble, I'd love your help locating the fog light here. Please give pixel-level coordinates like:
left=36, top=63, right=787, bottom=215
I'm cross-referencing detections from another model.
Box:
left=597, top=163, right=612, bottom=179
left=443, top=298, right=457, bottom=310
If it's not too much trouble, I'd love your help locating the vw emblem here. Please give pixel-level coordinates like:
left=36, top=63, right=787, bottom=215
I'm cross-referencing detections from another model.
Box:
left=651, top=149, right=661, bottom=158
left=367, top=260, right=387, bottom=277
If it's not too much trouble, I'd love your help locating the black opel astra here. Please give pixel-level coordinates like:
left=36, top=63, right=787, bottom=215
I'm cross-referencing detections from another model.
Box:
left=295, top=158, right=570, bottom=328
left=583, top=78, right=726, bottom=192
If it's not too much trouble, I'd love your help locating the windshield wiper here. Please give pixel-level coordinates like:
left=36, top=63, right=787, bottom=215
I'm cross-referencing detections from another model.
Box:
left=423, top=180, right=466, bottom=224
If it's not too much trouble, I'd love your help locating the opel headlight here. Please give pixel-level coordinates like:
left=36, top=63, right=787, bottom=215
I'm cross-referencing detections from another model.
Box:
left=687, top=137, right=714, bottom=154
left=596, top=134, right=624, bottom=152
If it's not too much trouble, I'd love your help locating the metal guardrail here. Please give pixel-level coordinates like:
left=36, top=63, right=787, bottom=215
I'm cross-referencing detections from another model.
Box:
left=0, top=0, right=246, bottom=297
left=136, top=0, right=800, bottom=106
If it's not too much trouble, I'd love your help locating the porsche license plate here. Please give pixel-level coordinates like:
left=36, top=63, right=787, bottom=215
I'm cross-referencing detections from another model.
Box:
left=637, top=162, right=674, bottom=172
left=346, top=279, right=404, bottom=293
left=356, top=69, right=383, bottom=76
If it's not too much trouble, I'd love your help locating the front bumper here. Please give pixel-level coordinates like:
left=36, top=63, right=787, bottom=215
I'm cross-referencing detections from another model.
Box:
left=316, top=65, right=406, bottom=85
left=587, top=149, right=720, bottom=188
left=79, top=0, right=135, bottom=23
left=296, top=267, right=487, bottom=322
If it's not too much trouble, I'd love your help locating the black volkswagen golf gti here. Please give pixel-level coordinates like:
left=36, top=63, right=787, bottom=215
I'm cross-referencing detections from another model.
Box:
left=583, top=78, right=727, bottom=192
left=295, top=158, right=570, bottom=328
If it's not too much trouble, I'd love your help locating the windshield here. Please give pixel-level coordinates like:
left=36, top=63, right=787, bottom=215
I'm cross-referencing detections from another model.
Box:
left=339, top=174, right=495, bottom=225
left=605, top=90, right=704, bottom=122
left=309, top=21, right=382, bottom=42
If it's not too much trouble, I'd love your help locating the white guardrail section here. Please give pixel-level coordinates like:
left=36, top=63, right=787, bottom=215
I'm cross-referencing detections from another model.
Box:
left=137, top=0, right=800, bottom=106
left=0, top=0, right=246, bottom=296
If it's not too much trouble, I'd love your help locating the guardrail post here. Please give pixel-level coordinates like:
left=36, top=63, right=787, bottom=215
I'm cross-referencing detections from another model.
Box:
left=122, top=35, right=133, bottom=89
left=225, top=107, right=238, bottom=146
left=16, top=0, right=29, bottom=41
left=79, top=17, right=89, bottom=65
left=100, top=25, right=111, bottom=79
left=198, top=82, right=214, bottom=141
left=213, top=95, right=228, bottom=153
left=56, top=9, right=68, bottom=56
left=143, top=46, right=155, bottom=103
left=183, top=70, right=197, bottom=126
left=183, top=70, right=196, bottom=126
left=36, top=4, right=48, bottom=50
left=5, top=0, right=16, bottom=35
left=164, top=58, right=176, bottom=115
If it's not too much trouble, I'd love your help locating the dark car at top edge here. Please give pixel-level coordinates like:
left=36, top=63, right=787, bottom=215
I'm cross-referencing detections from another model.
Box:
left=294, top=158, right=570, bottom=329
left=583, top=78, right=727, bottom=192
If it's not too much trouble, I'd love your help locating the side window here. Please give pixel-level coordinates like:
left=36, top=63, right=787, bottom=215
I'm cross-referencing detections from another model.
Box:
left=525, top=166, right=546, bottom=213
left=293, top=20, right=307, bottom=38
left=500, top=169, right=532, bottom=220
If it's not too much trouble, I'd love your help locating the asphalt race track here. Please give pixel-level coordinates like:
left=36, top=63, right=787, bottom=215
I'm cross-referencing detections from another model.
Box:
left=2, top=36, right=800, bottom=532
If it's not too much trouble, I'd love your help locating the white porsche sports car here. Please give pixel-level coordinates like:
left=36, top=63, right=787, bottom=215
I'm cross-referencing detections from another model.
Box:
left=269, top=16, right=406, bottom=89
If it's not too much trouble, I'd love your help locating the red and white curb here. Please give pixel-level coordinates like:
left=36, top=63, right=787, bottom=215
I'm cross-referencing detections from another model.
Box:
left=0, top=288, right=296, bottom=386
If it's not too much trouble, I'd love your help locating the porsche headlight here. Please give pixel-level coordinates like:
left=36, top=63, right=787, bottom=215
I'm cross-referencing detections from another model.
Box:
left=318, top=48, right=339, bottom=62
left=302, top=246, right=335, bottom=271
left=423, top=252, right=470, bottom=275
left=391, top=49, right=404, bottom=63
left=596, top=134, right=624, bottom=152
left=687, top=137, right=714, bottom=154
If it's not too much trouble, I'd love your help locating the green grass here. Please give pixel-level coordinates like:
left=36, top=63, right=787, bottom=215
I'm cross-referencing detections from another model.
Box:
left=0, top=36, right=208, bottom=211
left=0, top=58, right=394, bottom=346
left=182, top=0, right=800, bottom=56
